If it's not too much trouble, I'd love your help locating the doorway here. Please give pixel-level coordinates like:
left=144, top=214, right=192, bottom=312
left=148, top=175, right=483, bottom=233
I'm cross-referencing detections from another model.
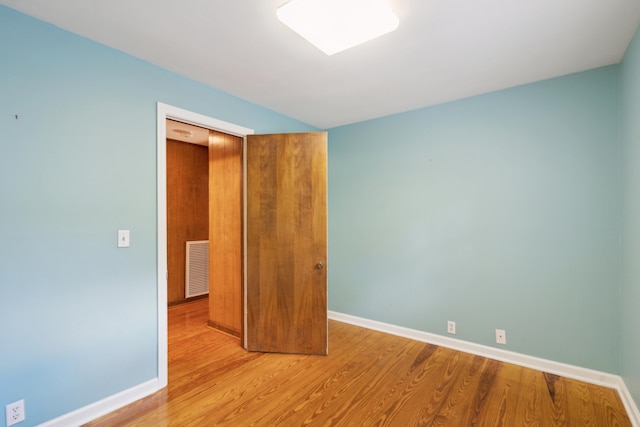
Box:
left=165, top=119, right=243, bottom=339
left=156, top=102, right=254, bottom=387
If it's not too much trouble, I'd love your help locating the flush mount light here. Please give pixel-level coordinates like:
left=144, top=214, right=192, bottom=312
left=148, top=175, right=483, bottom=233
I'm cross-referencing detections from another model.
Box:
left=173, top=129, right=193, bottom=138
left=276, top=0, right=399, bottom=56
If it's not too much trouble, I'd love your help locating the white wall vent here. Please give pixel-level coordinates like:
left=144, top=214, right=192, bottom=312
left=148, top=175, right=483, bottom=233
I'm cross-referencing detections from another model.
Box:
left=185, top=240, right=209, bottom=298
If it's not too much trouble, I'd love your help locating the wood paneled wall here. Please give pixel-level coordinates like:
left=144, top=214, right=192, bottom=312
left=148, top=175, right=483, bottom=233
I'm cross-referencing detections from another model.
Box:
left=208, top=131, right=243, bottom=337
left=166, top=138, right=209, bottom=304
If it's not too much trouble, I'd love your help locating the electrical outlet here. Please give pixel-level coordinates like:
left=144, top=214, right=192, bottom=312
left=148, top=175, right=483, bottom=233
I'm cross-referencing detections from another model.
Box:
left=6, top=399, right=25, bottom=426
left=496, top=329, right=506, bottom=345
left=447, top=321, right=456, bottom=334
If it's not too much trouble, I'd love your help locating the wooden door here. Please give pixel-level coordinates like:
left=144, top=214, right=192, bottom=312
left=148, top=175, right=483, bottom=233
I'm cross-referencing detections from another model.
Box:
left=245, top=132, right=328, bottom=355
left=208, top=130, right=243, bottom=337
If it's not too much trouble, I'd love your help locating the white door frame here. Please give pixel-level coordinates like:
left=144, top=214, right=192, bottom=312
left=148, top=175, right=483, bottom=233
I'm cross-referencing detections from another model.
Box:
left=156, top=102, right=254, bottom=387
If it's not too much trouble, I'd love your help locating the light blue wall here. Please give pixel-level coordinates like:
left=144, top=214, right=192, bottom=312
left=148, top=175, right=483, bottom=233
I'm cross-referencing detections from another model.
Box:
left=328, top=66, right=621, bottom=373
left=621, top=25, right=640, bottom=406
left=0, top=6, right=316, bottom=426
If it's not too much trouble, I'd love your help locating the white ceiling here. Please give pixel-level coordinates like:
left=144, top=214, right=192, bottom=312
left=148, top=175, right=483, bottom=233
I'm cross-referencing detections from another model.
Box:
left=3, top=0, right=640, bottom=129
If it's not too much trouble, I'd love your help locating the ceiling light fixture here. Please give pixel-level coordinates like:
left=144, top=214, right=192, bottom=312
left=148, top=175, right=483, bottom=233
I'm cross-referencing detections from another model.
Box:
left=172, top=129, right=193, bottom=138
left=276, top=0, right=399, bottom=56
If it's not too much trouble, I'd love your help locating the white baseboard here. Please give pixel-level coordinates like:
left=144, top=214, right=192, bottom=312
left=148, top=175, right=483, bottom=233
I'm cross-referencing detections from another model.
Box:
left=618, top=378, right=640, bottom=427
left=38, top=378, right=161, bottom=427
left=329, top=310, right=640, bottom=427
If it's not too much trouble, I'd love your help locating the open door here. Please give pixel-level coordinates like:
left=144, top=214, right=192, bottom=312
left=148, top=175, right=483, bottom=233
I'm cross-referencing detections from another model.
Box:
left=208, top=130, right=243, bottom=338
left=245, top=132, right=328, bottom=355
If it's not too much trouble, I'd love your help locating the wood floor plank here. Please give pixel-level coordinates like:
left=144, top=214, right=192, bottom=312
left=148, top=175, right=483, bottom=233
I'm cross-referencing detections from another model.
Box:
left=442, top=356, right=502, bottom=426
left=477, top=361, right=527, bottom=426
left=565, top=380, right=599, bottom=427
left=84, top=298, right=632, bottom=426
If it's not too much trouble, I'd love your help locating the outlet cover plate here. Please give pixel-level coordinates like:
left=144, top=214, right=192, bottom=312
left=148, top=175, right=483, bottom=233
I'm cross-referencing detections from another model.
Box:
left=447, top=321, right=456, bottom=334
left=496, top=329, right=506, bottom=345
left=6, top=399, right=25, bottom=426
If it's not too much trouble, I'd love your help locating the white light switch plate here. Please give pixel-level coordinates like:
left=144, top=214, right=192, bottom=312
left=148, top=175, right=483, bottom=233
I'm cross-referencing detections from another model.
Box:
left=118, top=230, right=130, bottom=248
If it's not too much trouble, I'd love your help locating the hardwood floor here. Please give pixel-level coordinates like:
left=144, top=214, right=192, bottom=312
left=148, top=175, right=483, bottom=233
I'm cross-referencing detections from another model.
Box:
left=85, top=298, right=631, bottom=426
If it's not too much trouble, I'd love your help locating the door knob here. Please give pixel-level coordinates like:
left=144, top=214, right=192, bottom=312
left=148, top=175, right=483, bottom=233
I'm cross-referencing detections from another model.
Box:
left=316, top=261, right=325, bottom=270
